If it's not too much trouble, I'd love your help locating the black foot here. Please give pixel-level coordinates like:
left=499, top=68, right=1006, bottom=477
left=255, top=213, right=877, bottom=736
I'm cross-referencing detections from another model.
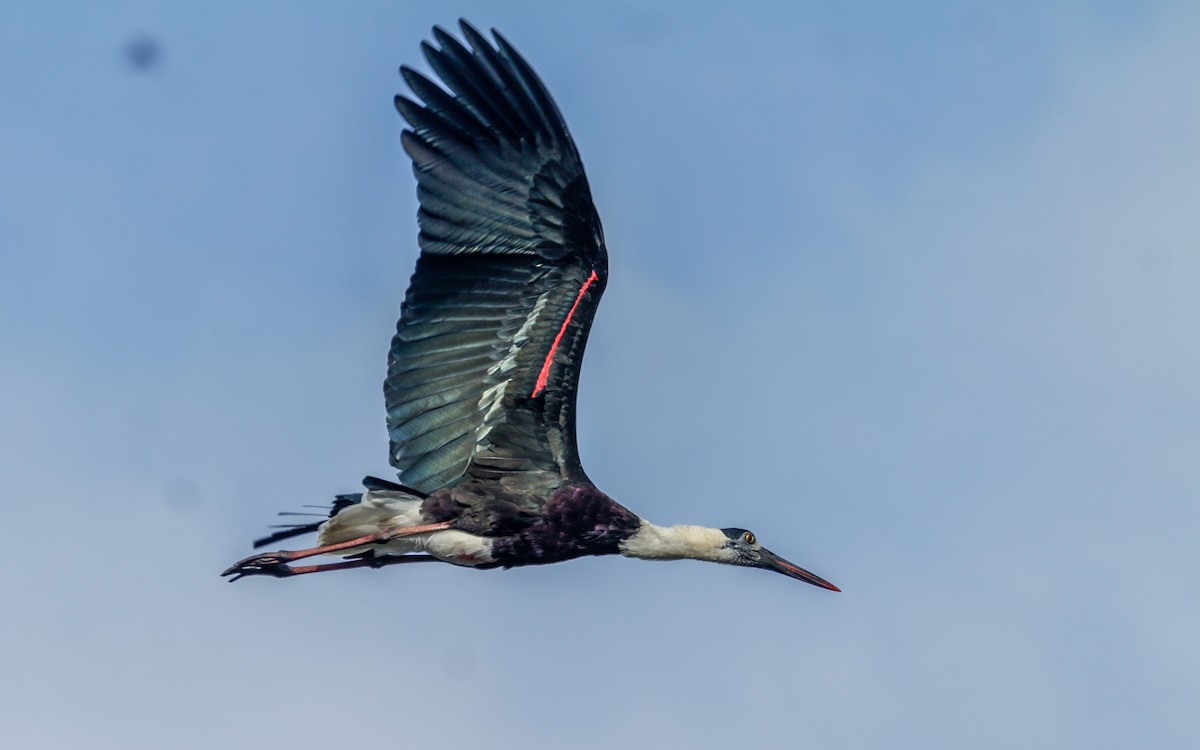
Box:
left=221, top=551, right=297, bottom=582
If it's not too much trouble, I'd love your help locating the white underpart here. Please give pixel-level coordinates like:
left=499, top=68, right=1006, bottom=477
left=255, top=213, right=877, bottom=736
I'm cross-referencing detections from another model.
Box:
left=315, top=490, right=495, bottom=566
left=316, top=490, right=424, bottom=549
left=619, top=523, right=737, bottom=563
left=421, top=530, right=495, bottom=567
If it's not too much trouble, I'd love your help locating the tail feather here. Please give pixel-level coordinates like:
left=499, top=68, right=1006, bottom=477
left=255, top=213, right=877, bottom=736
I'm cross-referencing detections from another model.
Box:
left=252, top=522, right=324, bottom=549
left=248, top=477, right=429, bottom=550
left=361, top=475, right=428, bottom=497
left=251, top=493, right=363, bottom=549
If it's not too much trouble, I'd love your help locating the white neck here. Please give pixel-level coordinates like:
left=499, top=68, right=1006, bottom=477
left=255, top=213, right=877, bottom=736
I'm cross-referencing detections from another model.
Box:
left=619, top=522, right=734, bottom=563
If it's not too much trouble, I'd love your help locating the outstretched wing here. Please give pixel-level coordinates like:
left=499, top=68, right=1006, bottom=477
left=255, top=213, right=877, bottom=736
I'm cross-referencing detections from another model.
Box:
left=385, top=21, right=607, bottom=499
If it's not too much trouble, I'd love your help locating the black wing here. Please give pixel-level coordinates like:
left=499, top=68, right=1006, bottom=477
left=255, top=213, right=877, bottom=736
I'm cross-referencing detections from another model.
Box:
left=385, top=21, right=607, bottom=499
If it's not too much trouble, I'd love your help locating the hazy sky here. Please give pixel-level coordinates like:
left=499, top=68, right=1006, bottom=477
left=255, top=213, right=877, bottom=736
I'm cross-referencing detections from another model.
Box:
left=3, top=2, right=1198, bottom=748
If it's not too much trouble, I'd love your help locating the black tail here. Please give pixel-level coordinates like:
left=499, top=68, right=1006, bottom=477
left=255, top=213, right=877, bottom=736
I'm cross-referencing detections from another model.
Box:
left=252, top=522, right=324, bottom=549
left=252, top=493, right=361, bottom=548
left=360, top=475, right=428, bottom=496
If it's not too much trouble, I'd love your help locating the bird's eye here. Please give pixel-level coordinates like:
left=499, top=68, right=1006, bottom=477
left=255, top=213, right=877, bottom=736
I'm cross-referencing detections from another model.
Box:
left=744, top=532, right=756, bottom=545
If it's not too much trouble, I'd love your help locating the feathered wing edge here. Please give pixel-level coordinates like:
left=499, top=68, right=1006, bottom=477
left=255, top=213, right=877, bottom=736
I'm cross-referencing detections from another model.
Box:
left=384, top=21, right=608, bottom=495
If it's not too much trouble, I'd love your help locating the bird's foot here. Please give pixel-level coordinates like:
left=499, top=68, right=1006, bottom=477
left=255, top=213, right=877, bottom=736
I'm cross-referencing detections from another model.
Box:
left=221, top=551, right=297, bottom=582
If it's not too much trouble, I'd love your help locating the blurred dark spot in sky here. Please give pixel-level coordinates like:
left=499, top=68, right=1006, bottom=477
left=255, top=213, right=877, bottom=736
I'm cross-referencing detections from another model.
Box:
left=123, top=33, right=162, bottom=71
left=164, top=478, right=200, bottom=514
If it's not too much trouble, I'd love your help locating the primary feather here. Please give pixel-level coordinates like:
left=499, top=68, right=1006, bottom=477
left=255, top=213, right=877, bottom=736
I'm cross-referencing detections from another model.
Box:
left=385, top=20, right=608, bottom=507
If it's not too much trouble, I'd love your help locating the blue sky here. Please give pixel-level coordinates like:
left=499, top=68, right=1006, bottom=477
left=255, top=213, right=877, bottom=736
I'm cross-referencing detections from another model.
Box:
left=3, top=2, right=1198, bottom=748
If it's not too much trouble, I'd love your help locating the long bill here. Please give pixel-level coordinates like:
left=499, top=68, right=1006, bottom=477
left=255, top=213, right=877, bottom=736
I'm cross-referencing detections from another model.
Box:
left=757, top=548, right=841, bottom=592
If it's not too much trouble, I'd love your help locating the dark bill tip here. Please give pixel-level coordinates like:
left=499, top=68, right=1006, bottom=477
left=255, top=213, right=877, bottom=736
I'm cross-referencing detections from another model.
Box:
left=759, top=549, right=840, bottom=592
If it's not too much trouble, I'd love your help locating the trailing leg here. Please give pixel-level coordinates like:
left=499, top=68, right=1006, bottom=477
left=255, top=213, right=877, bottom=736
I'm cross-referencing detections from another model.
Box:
left=221, top=521, right=452, bottom=580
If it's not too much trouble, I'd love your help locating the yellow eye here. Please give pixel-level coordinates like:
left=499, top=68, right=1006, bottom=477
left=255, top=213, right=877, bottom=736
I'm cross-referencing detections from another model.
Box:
left=744, top=532, right=756, bottom=545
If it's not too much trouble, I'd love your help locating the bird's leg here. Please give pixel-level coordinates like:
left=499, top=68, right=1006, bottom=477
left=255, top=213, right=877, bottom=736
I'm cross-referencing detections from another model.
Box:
left=248, top=553, right=443, bottom=581
left=221, top=521, right=452, bottom=580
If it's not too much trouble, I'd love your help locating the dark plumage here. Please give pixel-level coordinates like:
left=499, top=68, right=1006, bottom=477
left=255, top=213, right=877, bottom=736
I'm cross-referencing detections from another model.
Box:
left=222, top=21, right=838, bottom=593
left=487, top=485, right=641, bottom=567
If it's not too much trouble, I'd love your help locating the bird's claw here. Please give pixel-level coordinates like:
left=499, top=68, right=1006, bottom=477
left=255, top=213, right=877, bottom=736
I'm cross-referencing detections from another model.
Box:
left=221, top=552, right=297, bottom=582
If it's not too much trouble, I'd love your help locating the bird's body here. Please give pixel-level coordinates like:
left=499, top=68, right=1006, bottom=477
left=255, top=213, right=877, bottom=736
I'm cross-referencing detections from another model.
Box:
left=223, top=21, right=838, bottom=592
left=311, top=480, right=636, bottom=569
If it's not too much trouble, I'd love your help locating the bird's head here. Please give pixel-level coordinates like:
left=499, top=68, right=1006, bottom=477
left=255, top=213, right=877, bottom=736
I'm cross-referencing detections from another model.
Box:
left=620, top=522, right=839, bottom=591
left=717, top=527, right=840, bottom=591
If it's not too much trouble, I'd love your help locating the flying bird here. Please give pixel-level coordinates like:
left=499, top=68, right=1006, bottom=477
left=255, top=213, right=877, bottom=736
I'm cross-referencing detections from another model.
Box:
left=222, top=21, right=839, bottom=592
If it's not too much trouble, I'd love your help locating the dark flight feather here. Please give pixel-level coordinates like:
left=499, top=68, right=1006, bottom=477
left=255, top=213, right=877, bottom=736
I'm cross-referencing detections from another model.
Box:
left=385, top=20, right=608, bottom=504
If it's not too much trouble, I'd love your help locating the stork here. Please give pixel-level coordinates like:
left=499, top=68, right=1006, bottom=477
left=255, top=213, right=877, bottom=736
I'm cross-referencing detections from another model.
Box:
left=222, top=21, right=839, bottom=592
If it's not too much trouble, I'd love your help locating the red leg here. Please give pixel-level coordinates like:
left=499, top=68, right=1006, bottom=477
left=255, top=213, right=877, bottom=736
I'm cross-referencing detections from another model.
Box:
left=289, top=553, right=441, bottom=575
left=224, top=553, right=443, bottom=581
left=221, top=521, right=452, bottom=580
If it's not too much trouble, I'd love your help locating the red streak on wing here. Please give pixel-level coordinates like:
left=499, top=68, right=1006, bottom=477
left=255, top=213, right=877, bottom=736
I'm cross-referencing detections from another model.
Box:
left=532, top=270, right=600, bottom=398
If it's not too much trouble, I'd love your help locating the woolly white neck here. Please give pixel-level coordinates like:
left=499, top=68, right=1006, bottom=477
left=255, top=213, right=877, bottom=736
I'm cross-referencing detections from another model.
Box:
left=619, top=522, right=734, bottom=563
